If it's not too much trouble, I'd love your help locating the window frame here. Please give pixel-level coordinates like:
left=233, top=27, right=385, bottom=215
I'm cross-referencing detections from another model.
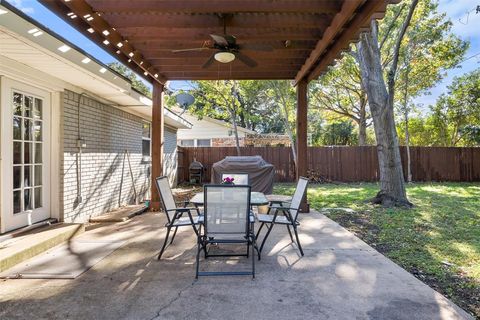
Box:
left=196, top=139, right=211, bottom=147
left=180, top=139, right=195, bottom=147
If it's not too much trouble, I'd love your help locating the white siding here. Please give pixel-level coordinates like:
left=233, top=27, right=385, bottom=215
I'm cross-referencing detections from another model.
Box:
left=163, top=126, right=178, bottom=186
left=177, top=113, right=252, bottom=141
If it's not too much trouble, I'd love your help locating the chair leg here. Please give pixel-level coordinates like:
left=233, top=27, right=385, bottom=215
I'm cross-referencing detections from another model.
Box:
left=169, top=226, right=178, bottom=245
left=190, top=218, right=199, bottom=236
left=251, top=240, right=255, bottom=279
left=259, top=223, right=274, bottom=254
left=195, top=237, right=201, bottom=279
left=286, top=225, right=294, bottom=242
left=158, top=226, right=171, bottom=260
left=293, top=226, right=304, bottom=256
left=256, top=222, right=265, bottom=239
left=255, top=241, right=261, bottom=261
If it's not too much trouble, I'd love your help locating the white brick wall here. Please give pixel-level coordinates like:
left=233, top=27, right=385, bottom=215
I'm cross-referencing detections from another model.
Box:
left=61, top=90, right=178, bottom=223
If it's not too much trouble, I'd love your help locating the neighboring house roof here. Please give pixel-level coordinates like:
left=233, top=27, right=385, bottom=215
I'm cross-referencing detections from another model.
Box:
left=177, top=109, right=256, bottom=135
left=0, top=1, right=191, bottom=130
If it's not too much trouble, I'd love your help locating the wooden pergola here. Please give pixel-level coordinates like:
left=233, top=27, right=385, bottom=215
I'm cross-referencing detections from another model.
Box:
left=41, top=0, right=396, bottom=210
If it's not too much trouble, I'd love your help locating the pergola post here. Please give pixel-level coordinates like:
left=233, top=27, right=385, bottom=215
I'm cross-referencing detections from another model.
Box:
left=151, top=82, right=164, bottom=210
left=296, top=79, right=309, bottom=212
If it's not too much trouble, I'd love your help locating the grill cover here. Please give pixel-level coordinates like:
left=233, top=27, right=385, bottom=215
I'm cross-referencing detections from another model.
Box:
left=211, top=156, right=275, bottom=194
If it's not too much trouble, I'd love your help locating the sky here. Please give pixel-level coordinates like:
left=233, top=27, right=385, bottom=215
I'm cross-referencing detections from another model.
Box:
left=5, top=0, right=480, bottom=106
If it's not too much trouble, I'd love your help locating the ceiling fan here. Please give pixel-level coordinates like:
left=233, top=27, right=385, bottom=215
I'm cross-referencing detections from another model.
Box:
left=172, top=14, right=272, bottom=69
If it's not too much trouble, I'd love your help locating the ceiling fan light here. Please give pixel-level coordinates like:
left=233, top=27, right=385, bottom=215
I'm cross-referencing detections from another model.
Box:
left=214, top=51, right=235, bottom=63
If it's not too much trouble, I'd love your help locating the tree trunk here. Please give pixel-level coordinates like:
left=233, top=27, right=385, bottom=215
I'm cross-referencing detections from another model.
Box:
left=403, top=62, right=413, bottom=183
left=357, top=90, right=368, bottom=146
left=229, top=107, right=241, bottom=156
left=356, top=21, right=411, bottom=207
left=358, top=110, right=367, bottom=146
left=405, top=111, right=412, bottom=183
left=229, top=81, right=242, bottom=156
left=282, top=103, right=297, bottom=166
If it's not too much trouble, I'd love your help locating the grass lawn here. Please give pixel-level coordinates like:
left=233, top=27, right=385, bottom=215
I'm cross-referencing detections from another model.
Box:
left=274, top=182, right=480, bottom=318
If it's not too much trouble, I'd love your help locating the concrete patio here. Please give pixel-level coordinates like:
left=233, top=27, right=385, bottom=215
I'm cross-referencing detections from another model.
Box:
left=0, top=211, right=472, bottom=320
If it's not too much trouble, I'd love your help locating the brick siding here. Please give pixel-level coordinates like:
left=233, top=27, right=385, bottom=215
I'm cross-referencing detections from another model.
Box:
left=211, top=137, right=245, bottom=147
left=61, top=90, right=177, bottom=223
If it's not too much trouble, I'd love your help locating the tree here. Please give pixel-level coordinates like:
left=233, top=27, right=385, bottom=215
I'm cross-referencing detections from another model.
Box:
left=264, top=80, right=298, bottom=165
left=310, top=54, right=370, bottom=145
left=321, top=121, right=357, bottom=146
left=459, top=125, right=480, bottom=146
left=187, top=80, right=244, bottom=155
left=355, top=0, right=419, bottom=207
left=429, top=68, right=480, bottom=146
left=395, top=1, right=468, bottom=181
left=310, top=0, right=467, bottom=151
left=107, top=62, right=152, bottom=97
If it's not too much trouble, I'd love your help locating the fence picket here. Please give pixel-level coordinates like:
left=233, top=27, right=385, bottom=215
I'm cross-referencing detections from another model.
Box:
left=177, top=146, right=480, bottom=183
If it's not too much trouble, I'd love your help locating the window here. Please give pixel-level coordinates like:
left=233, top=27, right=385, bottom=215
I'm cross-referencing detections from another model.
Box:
left=142, top=122, right=151, bottom=158
left=180, top=139, right=194, bottom=147
left=197, top=139, right=211, bottom=147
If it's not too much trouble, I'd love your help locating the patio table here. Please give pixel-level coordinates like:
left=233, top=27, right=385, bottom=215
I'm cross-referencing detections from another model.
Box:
left=265, top=194, right=292, bottom=203
left=189, top=191, right=269, bottom=206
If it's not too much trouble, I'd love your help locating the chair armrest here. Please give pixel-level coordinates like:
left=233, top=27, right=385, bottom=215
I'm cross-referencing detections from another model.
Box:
left=166, top=207, right=197, bottom=212
left=267, top=205, right=297, bottom=211
left=269, top=200, right=291, bottom=205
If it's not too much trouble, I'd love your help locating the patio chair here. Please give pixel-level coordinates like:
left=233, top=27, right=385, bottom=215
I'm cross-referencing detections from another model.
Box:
left=155, top=176, right=202, bottom=260
left=221, top=173, right=249, bottom=185
left=256, top=177, right=308, bottom=256
left=195, top=184, right=259, bottom=278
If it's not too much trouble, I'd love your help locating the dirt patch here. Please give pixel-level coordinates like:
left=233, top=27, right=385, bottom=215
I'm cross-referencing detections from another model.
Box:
left=325, top=210, right=479, bottom=319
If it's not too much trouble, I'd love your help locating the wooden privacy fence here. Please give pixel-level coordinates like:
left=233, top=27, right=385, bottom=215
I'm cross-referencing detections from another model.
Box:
left=177, top=146, right=480, bottom=183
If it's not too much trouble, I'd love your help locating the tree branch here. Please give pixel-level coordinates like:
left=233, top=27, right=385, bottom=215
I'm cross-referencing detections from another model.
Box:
left=388, top=0, right=419, bottom=99
left=379, top=3, right=406, bottom=50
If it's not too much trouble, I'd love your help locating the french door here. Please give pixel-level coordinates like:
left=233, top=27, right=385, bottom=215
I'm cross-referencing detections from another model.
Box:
left=1, top=78, right=51, bottom=233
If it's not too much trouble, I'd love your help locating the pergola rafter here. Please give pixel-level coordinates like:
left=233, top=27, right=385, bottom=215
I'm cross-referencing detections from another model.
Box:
left=40, top=0, right=399, bottom=210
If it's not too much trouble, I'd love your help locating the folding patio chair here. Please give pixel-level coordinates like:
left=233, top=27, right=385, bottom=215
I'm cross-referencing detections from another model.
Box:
left=195, top=184, right=259, bottom=278
left=155, top=176, right=202, bottom=260
left=256, top=177, right=308, bottom=256
left=221, top=173, right=249, bottom=185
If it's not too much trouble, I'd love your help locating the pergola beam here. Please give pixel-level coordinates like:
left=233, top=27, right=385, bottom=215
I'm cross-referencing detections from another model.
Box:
left=148, top=58, right=306, bottom=66
left=151, top=82, right=165, bottom=210
left=131, top=40, right=317, bottom=51
left=118, top=28, right=327, bottom=41
left=39, top=0, right=166, bottom=84
left=306, top=0, right=388, bottom=82
left=296, top=79, right=309, bottom=212
left=294, top=0, right=363, bottom=85
left=160, top=72, right=297, bottom=80
left=141, top=50, right=312, bottom=59
left=104, top=13, right=333, bottom=29
left=87, top=0, right=342, bottom=14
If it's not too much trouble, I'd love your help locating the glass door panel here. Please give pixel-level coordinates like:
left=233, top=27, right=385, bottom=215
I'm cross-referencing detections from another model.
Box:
left=11, top=92, right=43, bottom=214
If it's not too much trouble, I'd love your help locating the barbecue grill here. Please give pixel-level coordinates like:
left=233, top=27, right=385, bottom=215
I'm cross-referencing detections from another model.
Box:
left=189, top=160, right=204, bottom=184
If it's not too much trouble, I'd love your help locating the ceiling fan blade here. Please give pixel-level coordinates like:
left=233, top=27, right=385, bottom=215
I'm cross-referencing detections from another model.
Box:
left=202, top=53, right=217, bottom=69
left=235, top=52, right=257, bottom=68
left=210, top=34, right=229, bottom=46
left=224, top=34, right=237, bottom=45
left=172, top=47, right=211, bottom=53
left=239, top=43, right=273, bottom=51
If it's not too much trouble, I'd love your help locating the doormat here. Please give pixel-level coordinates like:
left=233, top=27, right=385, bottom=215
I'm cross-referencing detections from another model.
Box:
left=0, top=240, right=126, bottom=279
